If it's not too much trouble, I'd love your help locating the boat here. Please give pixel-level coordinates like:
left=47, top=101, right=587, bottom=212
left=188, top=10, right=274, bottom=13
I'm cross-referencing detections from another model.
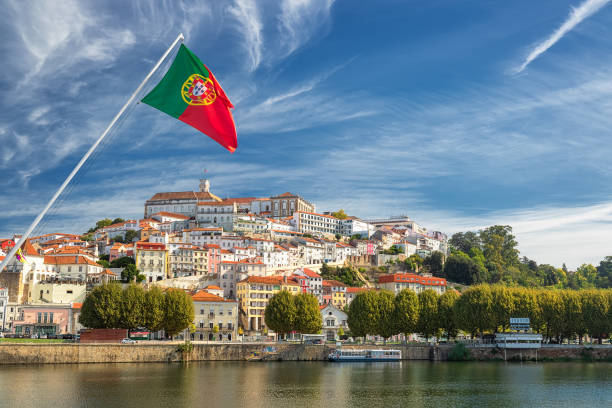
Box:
left=328, top=349, right=401, bottom=362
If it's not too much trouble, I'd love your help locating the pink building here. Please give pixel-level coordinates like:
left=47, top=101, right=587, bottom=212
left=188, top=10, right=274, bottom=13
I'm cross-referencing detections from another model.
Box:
left=12, top=303, right=81, bottom=336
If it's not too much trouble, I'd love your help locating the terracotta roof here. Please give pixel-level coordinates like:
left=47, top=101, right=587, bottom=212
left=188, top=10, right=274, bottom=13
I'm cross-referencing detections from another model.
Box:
left=347, top=287, right=367, bottom=293
left=147, top=191, right=221, bottom=202
left=239, top=275, right=299, bottom=286
left=204, top=285, right=222, bottom=290
left=378, top=273, right=446, bottom=286
left=152, top=211, right=191, bottom=220
left=191, top=290, right=235, bottom=302
left=302, top=268, right=321, bottom=279
left=275, top=192, right=295, bottom=197
left=323, top=279, right=347, bottom=287
left=71, top=302, right=83, bottom=309
left=44, top=255, right=101, bottom=267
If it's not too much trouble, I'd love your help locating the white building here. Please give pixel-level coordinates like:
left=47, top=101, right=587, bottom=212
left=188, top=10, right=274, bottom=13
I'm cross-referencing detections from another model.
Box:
left=340, top=218, right=375, bottom=238
left=378, top=273, right=447, bottom=295
left=144, top=178, right=222, bottom=218
left=320, top=304, right=348, bottom=341
left=292, top=211, right=341, bottom=236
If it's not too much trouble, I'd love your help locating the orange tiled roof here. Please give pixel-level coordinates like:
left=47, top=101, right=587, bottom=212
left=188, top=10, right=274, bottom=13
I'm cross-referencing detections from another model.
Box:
left=153, top=211, right=191, bottom=220
left=44, top=255, right=101, bottom=267
left=147, top=191, right=221, bottom=202
left=323, top=279, right=347, bottom=287
left=191, top=290, right=236, bottom=302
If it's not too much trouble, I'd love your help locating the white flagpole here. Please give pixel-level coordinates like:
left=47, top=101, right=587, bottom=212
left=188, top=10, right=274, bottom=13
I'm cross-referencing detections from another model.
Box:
left=0, top=33, right=184, bottom=272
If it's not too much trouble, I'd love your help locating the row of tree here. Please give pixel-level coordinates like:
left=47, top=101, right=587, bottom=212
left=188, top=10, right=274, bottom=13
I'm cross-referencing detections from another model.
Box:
left=264, top=291, right=323, bottom=336
left=79, top=283, right=194, bottom=337
left=409, top=225, right=612, bottom=289
left=347, top=285, right=612, bottom=344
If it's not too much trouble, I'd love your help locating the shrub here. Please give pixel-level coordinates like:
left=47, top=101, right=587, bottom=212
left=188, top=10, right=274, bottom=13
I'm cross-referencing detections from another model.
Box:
left=448, top=343, right=472, bottom=361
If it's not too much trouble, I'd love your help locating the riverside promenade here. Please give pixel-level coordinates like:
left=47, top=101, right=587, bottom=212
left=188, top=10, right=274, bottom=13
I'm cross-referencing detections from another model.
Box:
left=1, top=343, right=611, bottom=364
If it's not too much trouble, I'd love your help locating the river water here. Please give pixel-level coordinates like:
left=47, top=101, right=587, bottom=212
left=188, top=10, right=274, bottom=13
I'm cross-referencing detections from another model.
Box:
left=0, top=361, right=609, bottom=407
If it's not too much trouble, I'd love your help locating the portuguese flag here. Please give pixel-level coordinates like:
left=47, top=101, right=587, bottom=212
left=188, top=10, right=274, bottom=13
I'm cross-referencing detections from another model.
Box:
left=142, top=44, right=237, bottom=152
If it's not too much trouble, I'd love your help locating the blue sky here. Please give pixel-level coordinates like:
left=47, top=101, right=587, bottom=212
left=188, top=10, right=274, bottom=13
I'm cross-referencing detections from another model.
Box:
left=1, top=0, right=612, bottom=268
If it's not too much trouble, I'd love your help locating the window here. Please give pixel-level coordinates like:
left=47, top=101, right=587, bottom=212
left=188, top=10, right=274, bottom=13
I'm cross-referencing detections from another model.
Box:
left=37, top=313, right=42, bottom=323
left=49, top=313, right=54, bottom=323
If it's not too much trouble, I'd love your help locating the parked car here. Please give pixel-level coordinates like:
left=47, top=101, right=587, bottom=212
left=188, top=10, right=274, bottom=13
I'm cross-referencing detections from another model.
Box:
left=121, top=338, right=136, bottom=344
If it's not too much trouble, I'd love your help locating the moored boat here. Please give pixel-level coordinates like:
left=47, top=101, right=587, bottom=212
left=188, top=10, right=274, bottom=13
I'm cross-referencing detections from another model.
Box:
left=328, top=349, right=401, bottom=362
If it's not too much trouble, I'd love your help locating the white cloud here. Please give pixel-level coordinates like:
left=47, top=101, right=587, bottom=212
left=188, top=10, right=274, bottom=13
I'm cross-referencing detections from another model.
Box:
left=517, top=0, right=612, bottom=72
left=227, top=0, right=263, bottom=72
left=278, top=0, right=335, bottom=58
left=27, top=106, right=50, bottom=124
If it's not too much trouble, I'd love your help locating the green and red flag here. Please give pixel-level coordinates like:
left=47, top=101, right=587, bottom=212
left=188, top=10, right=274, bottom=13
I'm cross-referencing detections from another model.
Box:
left=142, top=44, right=237, bottom=152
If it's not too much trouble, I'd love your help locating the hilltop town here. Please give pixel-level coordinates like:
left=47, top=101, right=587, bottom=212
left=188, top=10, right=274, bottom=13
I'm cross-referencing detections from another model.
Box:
left=0, top=176, right=449, bottom=341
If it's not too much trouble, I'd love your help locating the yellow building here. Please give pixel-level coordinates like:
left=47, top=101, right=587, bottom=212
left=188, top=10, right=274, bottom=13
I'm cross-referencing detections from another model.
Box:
left=135, top=242, right=168, bottom=282
left=169, top=246, right=209, bottom=278
left=322, top=280, right=348, bottom=309
left=236, top=275, right=300, bottom=332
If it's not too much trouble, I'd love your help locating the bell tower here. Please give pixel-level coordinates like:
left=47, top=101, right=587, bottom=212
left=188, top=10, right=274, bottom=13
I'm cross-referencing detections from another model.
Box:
left=199, top=178, right=210, bottom=192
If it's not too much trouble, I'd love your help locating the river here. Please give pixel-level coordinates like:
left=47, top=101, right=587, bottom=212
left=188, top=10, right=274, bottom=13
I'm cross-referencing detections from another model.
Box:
left=0, top=361, right=609, bottom=407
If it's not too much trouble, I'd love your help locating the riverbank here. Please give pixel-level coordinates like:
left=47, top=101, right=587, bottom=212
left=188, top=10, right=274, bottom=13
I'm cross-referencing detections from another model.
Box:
left=1, top=343, right=611, bottom=364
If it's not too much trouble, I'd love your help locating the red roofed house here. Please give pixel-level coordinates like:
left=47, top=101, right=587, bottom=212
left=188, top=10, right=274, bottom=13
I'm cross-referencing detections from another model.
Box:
left=236, top=275, right=300, bottom=332
left=322, top=280, right=348, bottom=308
left=186, top=290, right=238, bottom=341
left=378, top=273, right=446, bottom=295
left=135, top=242, right=168, bottom=282
left=346, top=286, right=368, bottom=305
left=294, top=268, right=323, bottom=299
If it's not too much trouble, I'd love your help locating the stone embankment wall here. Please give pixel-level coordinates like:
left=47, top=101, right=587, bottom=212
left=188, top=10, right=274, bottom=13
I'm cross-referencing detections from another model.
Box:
left=0, top=343, right=610, bottom=365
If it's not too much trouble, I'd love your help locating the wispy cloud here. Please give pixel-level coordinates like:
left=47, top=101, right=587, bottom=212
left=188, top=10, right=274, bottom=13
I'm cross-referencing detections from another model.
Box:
left=227, top=0, right=263, bottom=72
left=517, top=0, right=611, bottom=73
left=278, top=0, right=335, bottom=58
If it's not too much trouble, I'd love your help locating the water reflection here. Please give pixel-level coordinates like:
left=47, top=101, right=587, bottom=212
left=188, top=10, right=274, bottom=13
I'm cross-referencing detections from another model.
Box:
left=0, top=361, right=609, bottom=407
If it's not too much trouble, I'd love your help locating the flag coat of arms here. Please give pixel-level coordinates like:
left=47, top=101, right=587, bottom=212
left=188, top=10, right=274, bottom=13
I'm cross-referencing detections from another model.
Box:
left=142, top=44, right=237, bottom=152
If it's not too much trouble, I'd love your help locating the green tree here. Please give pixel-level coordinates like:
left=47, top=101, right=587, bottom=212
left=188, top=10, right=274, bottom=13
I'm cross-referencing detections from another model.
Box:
left=537, top=289, right=564, bottom=342
left=568, top=264, right=597, bottom=289
left=124, top=229, right=139, bottom=243
left=331, top=209, right=348, bottom=219
left=121, top=264, right=140, bottom=283
left=347, top=291, right=379, bottom=339
left=111, top=218, right=125, bottom=224
left=437, top=290, right=460, bottom=340
left=144, top=286, right=165, bottom=332
left=376, top=290, right=397, bottom=340
left=596, top=256, right=612, bottom=288
left=110, top=256, right=135, bottom=269
left=455, top=285, right=493, bottom=338
left=404, top=254, right=423, bottom=273
left=96, top=218, right=113, bottom=230
left=392, top=289, right=419, bottom=339
left=479, top=225, right=519, bottom=270
left=416, top=289, right=439, bottom=341
left=423, top=251, right=445, bottom=277
left=264, top=291, right=297, bottom=336
left=119, top=284, right=146, bottom=329
left=490, top=285, right=514, bottom=332
left=162, top=289, right=195, bottom=338
left=79, top=283, right=123, bottom=329
left=293, top=293, right=322, bottom=334
left=97, top=259, right=110, bottom=268
left=449, top=231, right=481, bottom=253
left=443, top=253, right=487, bottom=285
left=560, top=290, right=583, bottom=343
left=581, top=289, right=609, bottom=344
